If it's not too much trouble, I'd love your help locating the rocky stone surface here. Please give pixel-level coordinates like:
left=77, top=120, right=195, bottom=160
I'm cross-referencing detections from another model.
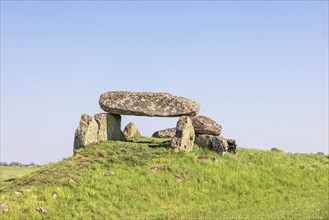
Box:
left=214, top=136, right=228, bottom=154
left=103, top=171, right=114, bottom=176
left=195, top=134, right=228, bottom=155
left=0, top=203, right=8, bottom=213
left=271, top=147, right=284, bottom=153
left=152, top=127, right=176, bottom=138
left=94, top=113, right=108, bottom=141
left=192, top=115, right=222, bottom=135
left=107, top=114, right=123, bottom=141
left=174, top=174, right=186, bottom=182
left=73, top=90, right=240, bottom=156
left=36, top=207, right=47, bottom=214
left=74, top=113, right=124, bottom=151
left=226, top=138, right=238, bottom=154
left=123, top=122, right=141, bottom=141
left=149, top=165, right=171, bottom=173
left=195, top=156, right=218, bottom=163
left=171, top=116, right=195, bottom=152
left=99, top=91, right=200, bottom=117
left=74, top=114, right=99, bottom=151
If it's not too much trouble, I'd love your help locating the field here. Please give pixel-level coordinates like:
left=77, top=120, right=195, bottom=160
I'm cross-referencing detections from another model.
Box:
left=0, top=137, right=328, bottom=219
left=0, top=166, right=40, bottom=180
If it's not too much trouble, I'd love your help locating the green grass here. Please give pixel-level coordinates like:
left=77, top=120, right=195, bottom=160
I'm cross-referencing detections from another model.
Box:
left=0, top=166, right=40, bottom=179
left=0, top=137, right=328, bottom=219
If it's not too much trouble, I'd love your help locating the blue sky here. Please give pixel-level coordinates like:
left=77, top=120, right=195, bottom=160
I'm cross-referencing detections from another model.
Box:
left=1, top=1, right=328, bottom=164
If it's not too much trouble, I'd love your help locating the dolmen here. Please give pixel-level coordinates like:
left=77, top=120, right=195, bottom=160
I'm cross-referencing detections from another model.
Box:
left=74, top=91, right=237, bottom=155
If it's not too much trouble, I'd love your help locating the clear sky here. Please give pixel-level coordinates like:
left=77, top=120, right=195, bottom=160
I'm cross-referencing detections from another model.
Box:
left=1, top=1, right=328, bottom=164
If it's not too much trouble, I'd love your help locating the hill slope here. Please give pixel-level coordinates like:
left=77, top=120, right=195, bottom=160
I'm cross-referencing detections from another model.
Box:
left=1, top=138, right=328, bottom=219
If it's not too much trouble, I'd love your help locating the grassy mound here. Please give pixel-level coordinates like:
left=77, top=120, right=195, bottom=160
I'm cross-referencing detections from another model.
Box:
left=1, top=138, right=328, bottom=219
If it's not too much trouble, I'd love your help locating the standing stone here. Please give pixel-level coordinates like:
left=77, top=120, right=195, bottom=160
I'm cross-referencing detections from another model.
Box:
left=171, top=116, right=195, bottom=152
left=195, top=134, right=228, bottom=155
left=192, top=115, right=222, bottom=136
left=99, top=91, right=200, bottom=117
left=94, top=113, right=107, bottom=141
left=152, top=128, right=176, bottom=138
left=107, top=114, right=123, bottom=141
left=123, top=122, right=141, bottom=141
left=74, top=114, right=99, bottom=151
left=74, top=113, right=124, bottom=151
left=226, top=138, right=238, bottom=154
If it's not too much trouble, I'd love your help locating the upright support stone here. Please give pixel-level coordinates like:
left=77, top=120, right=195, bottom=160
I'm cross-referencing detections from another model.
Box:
left=74, top=113, right=125, bottom=152
left=107, top=114, right=123, bottom=141
left=94, top=113, right=108, bottom=141
left=74, top=114, right=99, bottom=151
left=171, top=116, right=195, bottom=152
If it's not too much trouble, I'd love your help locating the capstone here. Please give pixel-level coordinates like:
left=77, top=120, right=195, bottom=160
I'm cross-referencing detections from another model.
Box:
left=99, top=91, right=200, bottom=117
